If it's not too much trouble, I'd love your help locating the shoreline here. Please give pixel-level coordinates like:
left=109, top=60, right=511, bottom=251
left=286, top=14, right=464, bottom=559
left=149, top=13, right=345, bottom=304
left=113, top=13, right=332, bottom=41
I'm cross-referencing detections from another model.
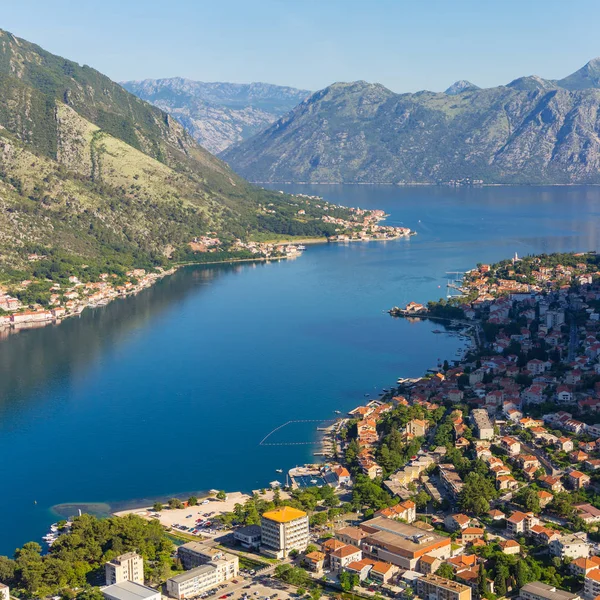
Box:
left=255, top=181, right=600, bottom=188
left=0, top=233, right=413, bottom=338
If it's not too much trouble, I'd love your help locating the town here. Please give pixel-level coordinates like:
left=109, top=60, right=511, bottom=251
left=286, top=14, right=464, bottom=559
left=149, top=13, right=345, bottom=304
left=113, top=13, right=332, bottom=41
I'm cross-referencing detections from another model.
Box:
left=0, top=196, right=411, bottom=339
left=7, top=251, right=600, bottom=600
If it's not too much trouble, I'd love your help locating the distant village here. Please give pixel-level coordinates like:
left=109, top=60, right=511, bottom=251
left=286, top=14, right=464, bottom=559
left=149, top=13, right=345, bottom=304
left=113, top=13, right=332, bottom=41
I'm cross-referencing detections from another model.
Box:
left=0, top=267, right=175, bottom=336
left=0, top=197, right=413, bottom=338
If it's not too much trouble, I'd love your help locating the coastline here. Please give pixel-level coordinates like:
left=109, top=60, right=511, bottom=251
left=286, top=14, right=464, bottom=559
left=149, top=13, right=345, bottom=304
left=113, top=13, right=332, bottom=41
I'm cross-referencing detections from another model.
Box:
left=0, top=233, right=413, bottom=339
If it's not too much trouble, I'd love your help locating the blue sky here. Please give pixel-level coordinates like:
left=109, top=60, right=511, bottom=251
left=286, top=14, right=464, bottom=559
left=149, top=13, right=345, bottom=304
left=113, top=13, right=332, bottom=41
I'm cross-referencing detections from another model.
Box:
left=3, top=0, right=600, bottom=93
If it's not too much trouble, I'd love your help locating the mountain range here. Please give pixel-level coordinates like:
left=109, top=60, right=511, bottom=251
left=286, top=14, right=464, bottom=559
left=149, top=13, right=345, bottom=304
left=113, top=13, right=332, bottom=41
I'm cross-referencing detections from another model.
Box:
left=222, top=58, right=600, bottom=184
left=0, top=30, right=340, bottom=282
left=121, top=78, right=310, bottom=154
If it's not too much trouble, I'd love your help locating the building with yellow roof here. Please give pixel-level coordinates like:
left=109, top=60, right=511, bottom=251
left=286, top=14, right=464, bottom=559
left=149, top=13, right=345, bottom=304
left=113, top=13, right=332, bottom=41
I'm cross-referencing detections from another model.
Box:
left=261, top=506, right=309, bottom=559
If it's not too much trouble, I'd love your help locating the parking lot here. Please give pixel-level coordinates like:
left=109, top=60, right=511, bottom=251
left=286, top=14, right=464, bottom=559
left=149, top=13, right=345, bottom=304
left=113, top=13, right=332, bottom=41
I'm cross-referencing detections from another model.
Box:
left=190, top=572, right=314, bottom=600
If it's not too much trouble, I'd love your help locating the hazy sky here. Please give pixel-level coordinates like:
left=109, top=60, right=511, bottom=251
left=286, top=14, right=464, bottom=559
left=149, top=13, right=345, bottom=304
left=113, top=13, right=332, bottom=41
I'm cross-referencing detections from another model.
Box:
left=3, top=0, right=600, bottom=93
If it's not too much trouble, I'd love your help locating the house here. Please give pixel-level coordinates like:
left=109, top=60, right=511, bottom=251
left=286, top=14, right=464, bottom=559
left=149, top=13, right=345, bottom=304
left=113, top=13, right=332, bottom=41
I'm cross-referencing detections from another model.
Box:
left=574, top=503, right=600, bottom=524
left=568, top=470, right=591, bottom=490
left=500, top=436, right=521, bottom=455
left=496, top=475, right=519, bottom=491
left=570, top=451, right=589, bottom=463
left=444, top=514, right=472, bottom=532
left=538, top=475, right=564, bottom=493
left=406, top=419, right=429, bottom=437
left=519, top=455, right=541, bottom=470
left=557, top=385, right=573, bottom=404
left=369, top=561, right=398, bottom=584
left=461, top=528, right=484, bottom=543
left=375, top=500, right=416, bottom=523
left=529, top=525, right=561, bottom=545
left=498, top=540, right=520, bottom=555
left=335, top=526, right=369, bottom=548
left=332, top=465, right=352, bottom=486
left=345, top=559, right=374, bottom=582
left=419, top=554, right=442, bottom=575
left=506, top=511, right=538, bottom=536
left=488, top=509, right=505, bottom=521
left=584, top=459, right=600, bottom=471
left=570, top=556, right=600, bottom=577
left=303, top=551, right=325, bottom=573
left=585, top=569, right=600, bottom=600
left=537, top=490, right=554, bottom=508
left=329, top=545, right=362, bottom=572
left=556, top=437, right=574, bottom=452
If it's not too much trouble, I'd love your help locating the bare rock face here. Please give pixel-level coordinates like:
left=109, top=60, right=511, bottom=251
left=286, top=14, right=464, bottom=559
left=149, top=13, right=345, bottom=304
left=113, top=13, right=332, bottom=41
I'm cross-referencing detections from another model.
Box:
left=121, top=78, right=310, bottom=154
left=222, top=61, right=600, bottom=184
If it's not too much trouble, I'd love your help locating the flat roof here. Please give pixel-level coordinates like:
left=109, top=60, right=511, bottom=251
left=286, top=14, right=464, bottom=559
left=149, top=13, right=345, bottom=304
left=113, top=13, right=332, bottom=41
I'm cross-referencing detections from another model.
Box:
left=360, top=517, right=449, bottom=556
left=169, top=565, right=215, bottom=583
left=521, top=581, right=581, bottom=600
left=235, top=524, right=262, bottom=535
left=262, top=506, right=307, bottom=523
left=102, top=581, right=159, bottom=600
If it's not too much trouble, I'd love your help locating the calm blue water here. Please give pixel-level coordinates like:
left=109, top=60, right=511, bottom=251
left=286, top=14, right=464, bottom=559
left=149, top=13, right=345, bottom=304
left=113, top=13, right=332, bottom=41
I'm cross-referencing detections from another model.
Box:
left=1, top=185, right=600, bottom=555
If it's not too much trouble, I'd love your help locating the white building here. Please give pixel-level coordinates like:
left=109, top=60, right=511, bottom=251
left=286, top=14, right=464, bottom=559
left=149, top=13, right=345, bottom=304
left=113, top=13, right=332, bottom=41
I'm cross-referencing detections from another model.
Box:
left=549, top=532, right=590, bottom=560
left=105, top=552, right=144, bottom=586
left=167, top=565, right=220, bottom=599
left=0, top=583, right=9, bottom=600
left=260, top=507, right=309, bottom=559
left=233, top=524, right=261, bottom=550
left=102, top=581, right=160, bottom=600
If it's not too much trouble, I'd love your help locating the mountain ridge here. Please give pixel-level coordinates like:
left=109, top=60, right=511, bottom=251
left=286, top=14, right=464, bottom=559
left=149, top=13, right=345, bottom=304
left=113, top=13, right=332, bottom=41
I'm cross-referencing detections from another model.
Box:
left=222, top=58, right=600, bottom=185
left=121, top=78, right=310, bottom=154
left=0, top=29, right=345, bottom=283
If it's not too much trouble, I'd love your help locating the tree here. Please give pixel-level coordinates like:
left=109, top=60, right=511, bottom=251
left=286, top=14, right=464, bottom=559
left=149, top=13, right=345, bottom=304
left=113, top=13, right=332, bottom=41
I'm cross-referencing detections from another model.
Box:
left=436, top=563, right=455, bottom=580
left=306, top=544, right=318, bottom=555
left=478, top=565, right=490, bottom=597
left=216, top=491, right=227, bottom=500
left=413, top=491, right=432, bottom=509
left=494, top=565, right=509, bottom=597
left=152, top=502, right=163, bottom=512
left=168, top=498, right=183, bottom=509
left=188, top=496, right=198, bottom=506
left=309, top=588, right=321, bottom=600
left=339, top=571, right=359, bottom=591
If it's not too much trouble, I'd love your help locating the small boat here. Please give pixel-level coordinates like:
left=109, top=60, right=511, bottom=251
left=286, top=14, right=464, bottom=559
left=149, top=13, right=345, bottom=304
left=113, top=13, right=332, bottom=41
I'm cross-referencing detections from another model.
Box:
left=364, top=393, right=370, bottom=397
left=275, top=469, right=283, bottom=473
left=297, top=245, right=306, bottom=251
left=310, top=479, right=318, bottom=484
left=334, top=410, right=341, bottom=414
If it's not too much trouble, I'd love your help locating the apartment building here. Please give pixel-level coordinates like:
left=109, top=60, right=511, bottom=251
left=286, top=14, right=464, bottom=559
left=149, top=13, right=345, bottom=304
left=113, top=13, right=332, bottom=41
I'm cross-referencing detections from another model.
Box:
left=0, top=583, right=9, bottom=600
left=416, top=573, right=472, bottom=600
left=167, top=565, right=220, bottom=599
left=471, top=409, right=494, bottom=440
left=520, top=581, right=580, bottom=600
left=177, top=543, right=238, bottom=582
left=549, top=532, right=590, bottom=560
left=105, top=552, right=144, bottom=586
left=260, top=506, right=309, bottom=559
left=584, top=569, right=600, bottom=599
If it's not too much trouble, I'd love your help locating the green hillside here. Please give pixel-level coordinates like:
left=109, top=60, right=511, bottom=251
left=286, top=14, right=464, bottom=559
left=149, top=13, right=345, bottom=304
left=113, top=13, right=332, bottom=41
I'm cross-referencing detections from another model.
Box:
left=0, top=29, right=342, bottom=283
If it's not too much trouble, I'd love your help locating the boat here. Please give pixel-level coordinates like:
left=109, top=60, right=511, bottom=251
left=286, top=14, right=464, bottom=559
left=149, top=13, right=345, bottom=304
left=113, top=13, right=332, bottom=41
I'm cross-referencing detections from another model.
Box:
left=275, top=469, right=283, bottom=473
left=364, top=393, right=370, bottom=397
left=310, top=479, right=318, bottom=484
left=297, top=245, right=306, bottom=251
